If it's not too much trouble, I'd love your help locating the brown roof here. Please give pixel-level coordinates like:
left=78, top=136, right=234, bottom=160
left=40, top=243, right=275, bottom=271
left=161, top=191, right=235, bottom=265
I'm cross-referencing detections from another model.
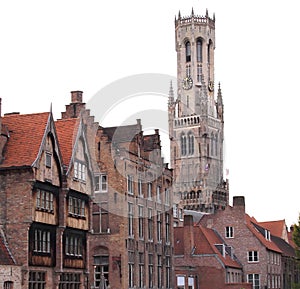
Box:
left=0, top=112, right=50, bottom=168
left=55, top=118, right=80, bottom=168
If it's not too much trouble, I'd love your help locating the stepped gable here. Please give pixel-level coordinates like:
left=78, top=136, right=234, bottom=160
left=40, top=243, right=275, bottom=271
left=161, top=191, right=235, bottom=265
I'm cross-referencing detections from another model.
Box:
left=0, top=112, right=50, bottom=168
left=102, top=123, right=141, bottom=143
left=55, top=118, right=80, bottom=168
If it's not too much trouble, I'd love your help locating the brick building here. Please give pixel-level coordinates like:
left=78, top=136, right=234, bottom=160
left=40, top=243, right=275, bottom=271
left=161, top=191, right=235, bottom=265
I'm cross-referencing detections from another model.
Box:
left=174, top=215, right=251, bottom=289
left=0, top=91, right=174, bottom=289
left=198, top=196, right=299, bottom=289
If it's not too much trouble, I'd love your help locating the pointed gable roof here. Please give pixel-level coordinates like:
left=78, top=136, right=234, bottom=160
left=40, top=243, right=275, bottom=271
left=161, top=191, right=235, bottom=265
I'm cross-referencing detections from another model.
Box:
left=0, top=112, right=50, bottom=168
left=55, top=118, right=80, bottom=168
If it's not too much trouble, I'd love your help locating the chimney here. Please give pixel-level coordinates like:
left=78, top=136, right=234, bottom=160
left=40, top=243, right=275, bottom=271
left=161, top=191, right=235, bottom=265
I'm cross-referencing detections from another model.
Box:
left=71, top=91, right=83, bottom=103
left=183, top=215, right=195, bottom=256
left=233, top=196, right=245, bottom=213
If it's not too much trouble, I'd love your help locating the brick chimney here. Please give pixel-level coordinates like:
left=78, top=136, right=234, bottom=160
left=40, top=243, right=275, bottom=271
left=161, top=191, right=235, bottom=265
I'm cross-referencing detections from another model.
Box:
left=233, top=196, right=245, bottom=213
left=183, top=215, right=195, bottom=256
left=61, top=91, right=86, bottom=119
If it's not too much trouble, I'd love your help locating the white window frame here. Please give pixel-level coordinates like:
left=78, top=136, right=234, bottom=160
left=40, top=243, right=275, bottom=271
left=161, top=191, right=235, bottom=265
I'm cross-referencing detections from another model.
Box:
left=225, top=226, right=234, bottom=238
left=248, top=250, right=259, bottom=262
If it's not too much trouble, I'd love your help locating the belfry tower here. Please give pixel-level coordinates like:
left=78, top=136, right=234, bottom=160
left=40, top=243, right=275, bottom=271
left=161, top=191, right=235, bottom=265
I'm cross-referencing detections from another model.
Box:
left=168, top=8, right=229, bottom=213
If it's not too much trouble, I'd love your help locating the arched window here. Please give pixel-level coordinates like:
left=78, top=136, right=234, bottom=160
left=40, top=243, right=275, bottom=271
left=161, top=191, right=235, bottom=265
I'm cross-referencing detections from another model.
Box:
left=185, top=41, right=191, bottom=62
left=197, top=38, right=202, bottom=62
left=181, top=134, right=187, bottom=156
left=207, top=40, right=212, bottom=64
left=188, top=132, right=194, bottom=155
left=215, top=134, right=218, bottom=156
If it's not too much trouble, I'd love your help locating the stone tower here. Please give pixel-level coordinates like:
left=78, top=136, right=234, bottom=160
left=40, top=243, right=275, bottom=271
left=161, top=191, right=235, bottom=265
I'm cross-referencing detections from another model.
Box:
left=168, top=8, right=228, bottom=213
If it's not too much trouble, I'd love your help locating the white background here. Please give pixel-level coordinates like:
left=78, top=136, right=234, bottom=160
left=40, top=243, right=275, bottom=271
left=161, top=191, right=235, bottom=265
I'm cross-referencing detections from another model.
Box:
left=0, top=0, right=299, bottom=227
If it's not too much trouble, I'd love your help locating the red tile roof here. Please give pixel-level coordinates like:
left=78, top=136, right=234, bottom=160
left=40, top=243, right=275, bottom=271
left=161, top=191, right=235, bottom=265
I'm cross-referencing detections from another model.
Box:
left=246, top=215, right=282, bottom=253
left=0, top=113, right=50, bottom=168
left=258, top=220, right=286, bottom=239
left=174, top=225, right=242, bottom=269
left=55, top=118, right=80, bottom=168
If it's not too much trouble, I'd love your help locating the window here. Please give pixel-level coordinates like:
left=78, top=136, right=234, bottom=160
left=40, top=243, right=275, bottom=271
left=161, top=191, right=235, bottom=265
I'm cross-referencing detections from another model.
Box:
left=165, top=213, right=170, bottom=243
left=165, top=188, right=170, bottom=205
left=138, top=178, right=143, bottom=196
left=265, top=229, right=271, bottom=240
left=127, top=175, right=134, bottom=195
left=45, top=152, right=52, bottom=168
left=186, top=64, right=191, bottom=77
left=139, top=253, right=144, bottom=288
left=156, top=186, right=161, bottom=202
left=225, top=226, right=234, bottom=238
left=188, top=133, right=194, bottom=155
left=166, top=256, right=171, bottom=288
left=95, top=174, right=108, bottom=192
left=3, top=281, right=13, bottom=289
left=128, top=251, right=135, bottom=288
left=157, top=255, right=162, bottom=288
left=65, top=234, right=83, bottom=257
left=36, top=189, right=54, bottom=212
left=185, top=41, right=191, bottom=62
left=147, top=182, right=152, bottom=199
left=59, top=273, right=81, bottom=289
left=68, top=196, right=85, bottom=217
left=197, top=38, right=202, bottom=62
left=29, top=271, right=46, bottom=289
left=128, top=202, right=134, bottom=238
left=197, top=64, right=202, bottom=82
left=92, top=203, right=109, bottom=233
left=181, top=134, right=187, bottom=156
left=157, top=211, right=162, bottom=242
left=34, top=229, right=50, bottom=253
left=74, top=161, right=86, bottom=182
left=138, top=205, right=144, bottom=239
left=148, top=208, right=153, bottom=241
left=148, top=254, right=154, bottom=288
left=94, top=256, right=109, bottom=289
left=247, top=274, right=260, bottom=289
left=248, top=251, right=259, bottom=262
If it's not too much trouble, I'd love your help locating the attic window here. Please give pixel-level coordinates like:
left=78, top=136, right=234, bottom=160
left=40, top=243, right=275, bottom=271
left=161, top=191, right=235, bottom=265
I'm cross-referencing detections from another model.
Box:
left=74, top=161, right=86, bottom=182
left=45, top=152, right=52, bottom=168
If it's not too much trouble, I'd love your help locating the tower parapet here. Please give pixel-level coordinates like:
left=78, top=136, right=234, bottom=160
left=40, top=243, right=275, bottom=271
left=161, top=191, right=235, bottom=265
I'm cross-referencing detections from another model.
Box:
left=175, top=9, right=215, bottom=29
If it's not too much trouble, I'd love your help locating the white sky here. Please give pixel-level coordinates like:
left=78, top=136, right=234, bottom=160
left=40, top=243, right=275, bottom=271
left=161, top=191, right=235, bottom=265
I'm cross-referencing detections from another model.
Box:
left=0, top=0, right=299, bottom=227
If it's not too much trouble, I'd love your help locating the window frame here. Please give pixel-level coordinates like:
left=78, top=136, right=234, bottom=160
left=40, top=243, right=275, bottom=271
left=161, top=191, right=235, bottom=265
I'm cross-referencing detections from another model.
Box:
left=225, top=226, right=234, bottom=238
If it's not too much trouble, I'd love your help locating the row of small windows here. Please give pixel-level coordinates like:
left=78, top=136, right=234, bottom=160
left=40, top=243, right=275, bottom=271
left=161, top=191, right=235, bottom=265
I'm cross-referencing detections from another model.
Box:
left=181, top=132, right=194, bottom=156
left=185, top=38, right=213, bottom=63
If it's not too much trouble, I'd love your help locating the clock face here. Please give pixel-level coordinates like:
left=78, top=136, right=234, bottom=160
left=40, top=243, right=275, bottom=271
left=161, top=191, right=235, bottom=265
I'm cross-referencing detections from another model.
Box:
left=182, top=76, right=193, bottom=90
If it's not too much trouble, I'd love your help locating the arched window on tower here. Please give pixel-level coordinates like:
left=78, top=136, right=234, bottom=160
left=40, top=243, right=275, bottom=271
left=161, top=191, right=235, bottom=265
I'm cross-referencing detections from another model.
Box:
left=188, top=132, right=194, bottom=155
left=185, top=41, right=191, bottom=62
left=181, top=134, right=187, bottom=156
left=215, top=134, right=218, bottom=156
left=197, top=38, right=202, bottom=62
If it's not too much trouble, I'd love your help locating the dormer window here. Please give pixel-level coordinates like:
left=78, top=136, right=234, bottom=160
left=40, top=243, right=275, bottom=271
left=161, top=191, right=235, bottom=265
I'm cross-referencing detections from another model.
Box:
left=265, top=229, right=271, bottom=241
